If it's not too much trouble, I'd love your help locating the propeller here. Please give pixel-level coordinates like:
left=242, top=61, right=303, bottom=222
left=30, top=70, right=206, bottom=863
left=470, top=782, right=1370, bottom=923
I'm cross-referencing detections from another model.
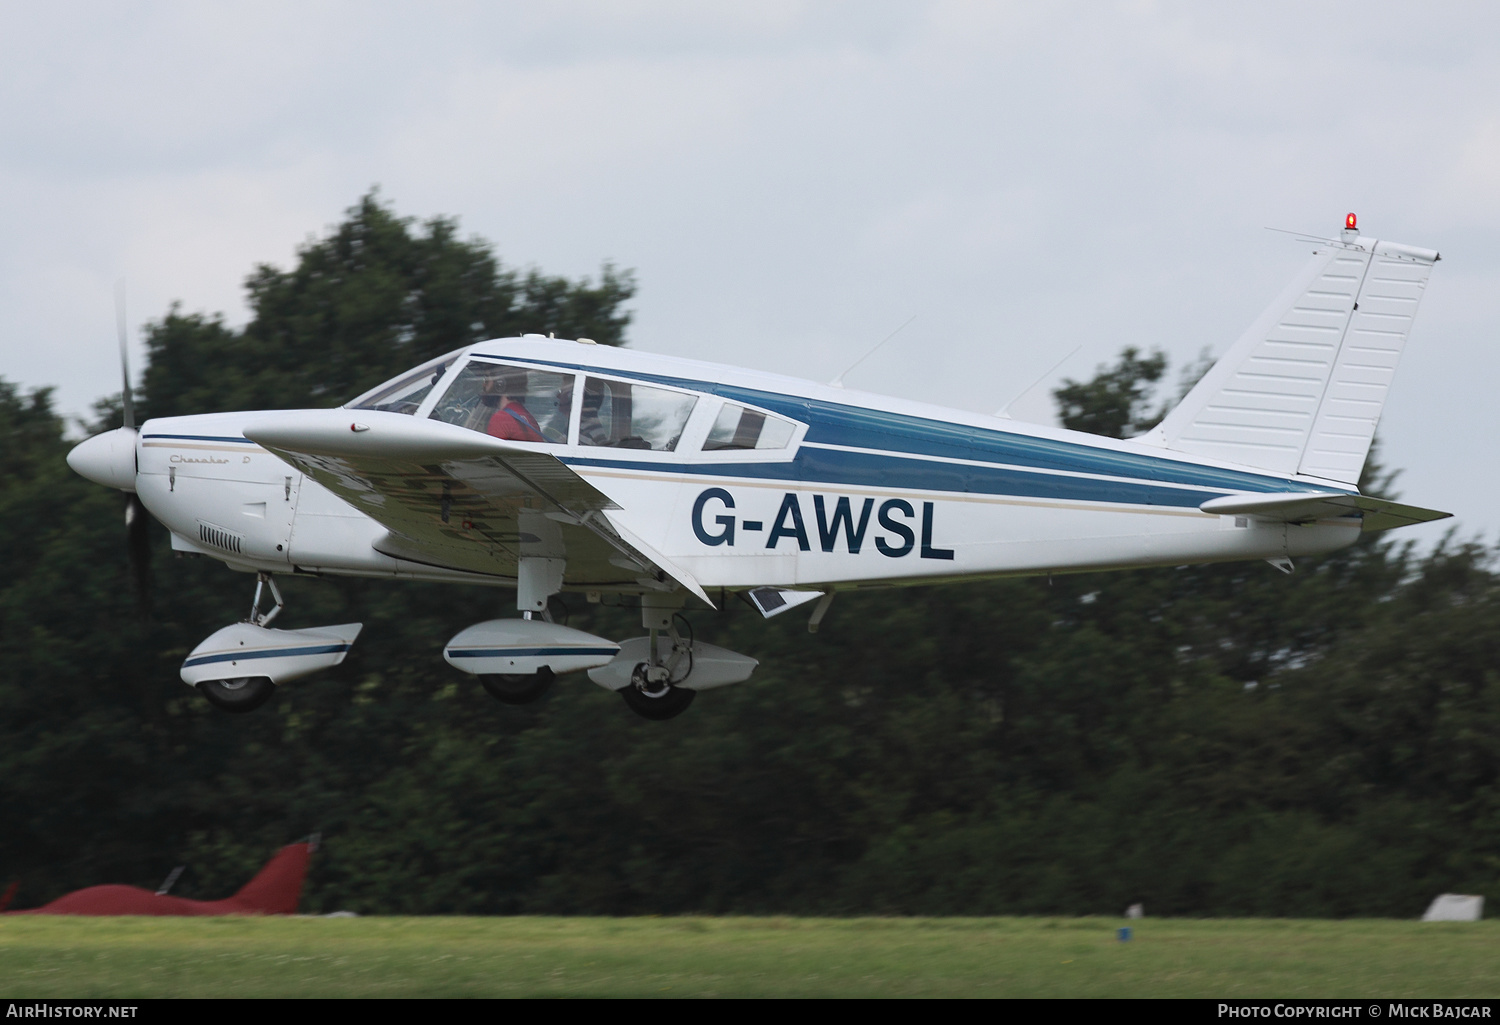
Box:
left=117, top=281, right=151, bottom=618
left=126, top=492, right=152, bottom=617
left=117, top=279, right=135, bottom=432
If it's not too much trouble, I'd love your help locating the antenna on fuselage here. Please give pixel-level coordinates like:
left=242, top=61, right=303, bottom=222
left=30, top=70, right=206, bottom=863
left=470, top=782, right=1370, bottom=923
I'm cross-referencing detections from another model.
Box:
left=1262, top=225, right=1341, bottom=246
left=993, top=344, right=1081, bottom=419
left=829, top=313, right=918, bottom=389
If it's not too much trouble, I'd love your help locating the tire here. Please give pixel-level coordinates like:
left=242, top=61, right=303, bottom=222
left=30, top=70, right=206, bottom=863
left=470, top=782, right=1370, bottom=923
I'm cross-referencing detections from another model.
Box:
left=479, top=668, right=555, bottom=705
left=198, top=677, right=276, bottom=714
left=620, top=683, right=696, bottom=721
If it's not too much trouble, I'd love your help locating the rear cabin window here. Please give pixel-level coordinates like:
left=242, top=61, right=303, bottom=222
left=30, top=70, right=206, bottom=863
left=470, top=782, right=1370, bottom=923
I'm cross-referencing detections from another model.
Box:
left=429, top=361, right=574, bottom=444
left=579, top=378, right=696, bottom=452
left=703, top=403, right=797, bottom=451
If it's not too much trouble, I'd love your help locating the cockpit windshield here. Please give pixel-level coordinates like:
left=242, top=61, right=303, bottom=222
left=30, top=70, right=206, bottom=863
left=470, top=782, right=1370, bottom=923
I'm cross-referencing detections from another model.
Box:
left=346, top=348, right=466, bottom=415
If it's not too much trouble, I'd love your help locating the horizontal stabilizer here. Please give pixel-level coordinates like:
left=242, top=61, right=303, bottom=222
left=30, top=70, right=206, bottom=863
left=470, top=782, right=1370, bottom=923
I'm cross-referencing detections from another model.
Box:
left=1200, top=491, right=1451, bottom=533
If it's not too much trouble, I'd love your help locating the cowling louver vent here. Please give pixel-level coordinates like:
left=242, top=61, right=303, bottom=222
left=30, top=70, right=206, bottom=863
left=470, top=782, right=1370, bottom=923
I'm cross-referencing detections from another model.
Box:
left=198, top=521, right=244, bottom=554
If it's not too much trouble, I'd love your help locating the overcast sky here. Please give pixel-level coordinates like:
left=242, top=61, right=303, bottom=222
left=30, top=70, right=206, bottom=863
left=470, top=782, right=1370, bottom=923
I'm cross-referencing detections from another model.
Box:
left=3, top=1, right=1497, bottom=544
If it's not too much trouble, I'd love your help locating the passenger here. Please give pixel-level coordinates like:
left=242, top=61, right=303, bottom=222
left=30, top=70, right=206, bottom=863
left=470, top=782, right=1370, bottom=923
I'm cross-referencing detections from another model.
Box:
left=578, top=380, right=610, bottom=446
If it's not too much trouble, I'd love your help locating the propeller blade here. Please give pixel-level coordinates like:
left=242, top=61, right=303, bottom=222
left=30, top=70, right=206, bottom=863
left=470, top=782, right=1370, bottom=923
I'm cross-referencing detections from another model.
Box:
left=115, top=279, right=135, bottom=431
left=125, top=493, right=151, bottom=618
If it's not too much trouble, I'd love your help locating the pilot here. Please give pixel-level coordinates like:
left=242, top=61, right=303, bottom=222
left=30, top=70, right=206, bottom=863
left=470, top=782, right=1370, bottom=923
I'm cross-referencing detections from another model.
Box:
left=476, top=367, right=546, bottom=442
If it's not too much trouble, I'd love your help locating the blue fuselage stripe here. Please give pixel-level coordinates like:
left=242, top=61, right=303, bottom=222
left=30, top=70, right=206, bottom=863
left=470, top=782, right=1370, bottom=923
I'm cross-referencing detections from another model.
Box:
left=183, top=643, right=350, bottom=667
left=142, top=433, right=258, bottom=444
left=447, top=647, right=620, bottom=658
left=564, top=448, right=1226, bottom=508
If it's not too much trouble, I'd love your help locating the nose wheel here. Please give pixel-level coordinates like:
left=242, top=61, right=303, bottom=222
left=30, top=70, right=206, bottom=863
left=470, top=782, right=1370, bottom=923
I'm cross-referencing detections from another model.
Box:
left=196, top=573, right=284, bottom=713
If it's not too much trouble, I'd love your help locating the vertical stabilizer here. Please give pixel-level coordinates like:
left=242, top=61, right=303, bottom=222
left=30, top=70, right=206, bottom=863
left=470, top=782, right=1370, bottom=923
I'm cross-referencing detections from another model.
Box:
left=1140, top=229, right=1438, bottom=485
left=226, top=842, right=312, bottom=914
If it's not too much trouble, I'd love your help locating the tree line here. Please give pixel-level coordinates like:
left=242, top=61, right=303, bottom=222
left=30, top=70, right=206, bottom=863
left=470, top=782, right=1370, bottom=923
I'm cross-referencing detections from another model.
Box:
left=2, top=194, right=1496, bottom=917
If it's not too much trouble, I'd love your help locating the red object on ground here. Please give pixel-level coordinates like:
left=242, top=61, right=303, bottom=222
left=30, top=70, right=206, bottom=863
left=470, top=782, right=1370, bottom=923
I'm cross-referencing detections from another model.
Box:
left=8, top=842, right=312, bottom=916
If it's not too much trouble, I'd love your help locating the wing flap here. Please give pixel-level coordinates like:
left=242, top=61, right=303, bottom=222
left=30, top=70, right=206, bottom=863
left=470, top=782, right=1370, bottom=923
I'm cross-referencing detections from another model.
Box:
left=600, top=511, right=714, bottom=607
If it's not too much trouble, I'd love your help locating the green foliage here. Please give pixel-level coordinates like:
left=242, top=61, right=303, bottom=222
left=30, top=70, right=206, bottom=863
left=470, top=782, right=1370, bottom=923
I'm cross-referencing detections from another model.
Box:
left=3, top=194, right=1498, bottom=919
left=1053, top=346, right=1167, bottom=439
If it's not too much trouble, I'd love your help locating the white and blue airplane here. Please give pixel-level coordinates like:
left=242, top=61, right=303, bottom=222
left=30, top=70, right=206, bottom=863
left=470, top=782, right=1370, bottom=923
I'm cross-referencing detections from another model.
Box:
left=67, top=216, right=1450, bottom=719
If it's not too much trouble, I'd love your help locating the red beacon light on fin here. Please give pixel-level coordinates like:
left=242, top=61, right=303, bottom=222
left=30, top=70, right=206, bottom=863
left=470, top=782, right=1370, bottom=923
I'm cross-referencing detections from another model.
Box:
left=1345, top=213, right=1357, bottom=230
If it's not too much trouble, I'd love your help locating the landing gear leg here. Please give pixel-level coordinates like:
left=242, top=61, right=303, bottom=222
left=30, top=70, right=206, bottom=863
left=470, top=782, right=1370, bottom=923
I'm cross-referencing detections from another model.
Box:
left=468, top=558, right=567, bottom=705
left=247, top=572, right=284, bottom=626
left=621, top=596, right=696, bottom=720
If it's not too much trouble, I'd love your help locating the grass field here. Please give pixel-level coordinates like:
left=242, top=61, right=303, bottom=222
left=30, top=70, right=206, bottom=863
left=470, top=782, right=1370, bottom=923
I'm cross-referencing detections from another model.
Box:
left=2, top=916, right=1498, bottom=998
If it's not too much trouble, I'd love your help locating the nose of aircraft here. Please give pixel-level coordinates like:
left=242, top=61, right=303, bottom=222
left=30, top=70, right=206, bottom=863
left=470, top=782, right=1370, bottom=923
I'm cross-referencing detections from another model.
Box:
left=67, top=427, right=139, bottom=491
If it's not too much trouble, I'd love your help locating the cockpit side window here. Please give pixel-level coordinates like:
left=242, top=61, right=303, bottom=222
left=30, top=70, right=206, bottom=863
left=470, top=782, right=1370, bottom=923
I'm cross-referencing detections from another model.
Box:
left=579, top=377, right=696, bottom=452
left=347, top=350, right=462, bottom=414
left=703, top=402, right=797, bottom=451
left=429, top=361, right=574, bottom=444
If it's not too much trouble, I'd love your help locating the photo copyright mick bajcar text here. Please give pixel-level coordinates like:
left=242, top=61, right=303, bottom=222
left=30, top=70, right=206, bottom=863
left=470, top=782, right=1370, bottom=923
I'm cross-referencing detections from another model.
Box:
left=1221, top=1007, right=1492, bottom=1019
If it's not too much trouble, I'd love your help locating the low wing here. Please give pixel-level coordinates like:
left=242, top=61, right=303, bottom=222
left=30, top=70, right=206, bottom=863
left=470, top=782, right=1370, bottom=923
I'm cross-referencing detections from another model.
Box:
left=1200, top=491, right=1452, bottom=533
left=245, top=410, right=712, bottom=604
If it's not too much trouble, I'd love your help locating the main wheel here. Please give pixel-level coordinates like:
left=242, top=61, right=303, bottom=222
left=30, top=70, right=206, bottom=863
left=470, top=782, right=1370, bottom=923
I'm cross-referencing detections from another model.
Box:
left=620, top=680, right=696, bottom=721
left=198, top=676, right=276, bottom=714
left=479, top=668, right=555, bottom=705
